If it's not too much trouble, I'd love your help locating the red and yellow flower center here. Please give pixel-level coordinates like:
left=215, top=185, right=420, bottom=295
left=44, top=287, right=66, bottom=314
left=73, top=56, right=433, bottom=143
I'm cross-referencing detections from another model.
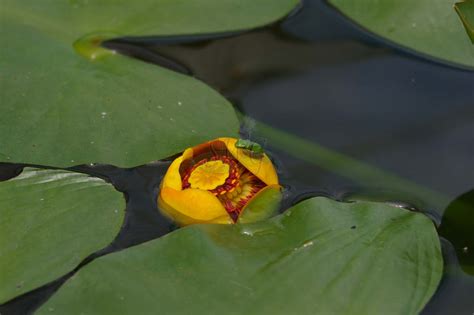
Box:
left=187, top=160, right=230, bottom=191
left=181, top=155, right=265, bottom=222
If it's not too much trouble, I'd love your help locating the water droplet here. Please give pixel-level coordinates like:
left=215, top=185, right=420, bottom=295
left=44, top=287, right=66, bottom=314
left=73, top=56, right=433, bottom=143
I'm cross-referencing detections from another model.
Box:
left=169, top=117, right=175, bottom=122
left=48, top=307, right=55, bottom=312
left=90, top=141, right=95, bottom=144
left=157, top=105, right=163, bottom=109
left=178, top=101, right=182, bottom=106
left=71, top=160, right=75, bottom=163
left=114, top=209, right=118, bottom=214
left=101, top=112, right=107, bottom=118
left=293, top=239, right=315, bottom=252
left=463, top=246, right=469, bottom=253
left=40, top=198, right=44, bottom=201
left=411, top=22, right=417, bottom=28
left=241, top=230, right=253, bottom=237
left=119, top=296, right=125, bottom=300
left=191, top=129, right=197, bottom=133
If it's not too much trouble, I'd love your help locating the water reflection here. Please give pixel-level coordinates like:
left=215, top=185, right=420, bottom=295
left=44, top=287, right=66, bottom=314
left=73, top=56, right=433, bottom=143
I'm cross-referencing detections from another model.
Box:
left=231, top=54, right=474, bottom=214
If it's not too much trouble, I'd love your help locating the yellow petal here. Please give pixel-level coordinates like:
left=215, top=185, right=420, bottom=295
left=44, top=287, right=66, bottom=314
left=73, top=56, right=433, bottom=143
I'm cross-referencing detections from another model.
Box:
left=158, top=187, right=232, bottom=226
left=161, top=156, right=184, bottom=191
left=182, top=147, right=194, bottom=161
left=219, top=137, right=279, bottom=186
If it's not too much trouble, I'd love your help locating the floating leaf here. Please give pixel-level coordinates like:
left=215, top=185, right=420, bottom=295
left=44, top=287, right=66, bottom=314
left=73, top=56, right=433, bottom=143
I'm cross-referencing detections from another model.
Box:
left=328, top=0, right=474, bottom=68
left=455, top=0, right=474, bottom=43
left=38, top=197, right=442, bottom=314
left=0, top=0, right=299, bottom=167
left=0, top=168, right=125, bottom=303
left=439, top=189, right=474, bottom=275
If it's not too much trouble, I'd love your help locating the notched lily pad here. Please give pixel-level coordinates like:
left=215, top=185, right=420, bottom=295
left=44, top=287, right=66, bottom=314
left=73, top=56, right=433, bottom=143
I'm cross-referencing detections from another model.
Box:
left=38, top=197, right=442, bottom=315
left=0, top=168, right=125, bottom=303
left=0, top=0, right=300, bottom=167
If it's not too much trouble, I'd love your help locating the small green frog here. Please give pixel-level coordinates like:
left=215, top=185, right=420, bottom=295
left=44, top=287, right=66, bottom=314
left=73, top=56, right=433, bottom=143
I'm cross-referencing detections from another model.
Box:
left=235, top=139, right=264, bottom=158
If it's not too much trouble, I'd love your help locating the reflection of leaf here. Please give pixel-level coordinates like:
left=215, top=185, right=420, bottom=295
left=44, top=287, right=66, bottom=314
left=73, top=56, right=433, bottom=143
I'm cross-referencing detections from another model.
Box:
left=0, top=0, right=298, bottom=167
left=38, top=197, right=442, bottom=315
left=0, top=168, right=125, bottom=303
left=455, top=0, right=474, bottom=43
left=328, top=0, right=474, bottom=68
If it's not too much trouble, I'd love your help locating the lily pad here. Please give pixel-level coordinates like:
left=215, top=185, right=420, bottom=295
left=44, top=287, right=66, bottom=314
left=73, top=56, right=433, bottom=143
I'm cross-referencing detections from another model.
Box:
left=38, top=197, right=442, bottom=314
left=0, top=0, right=299, bottom=167
left=0, top=168, right=125, bottom=303
left=328, top=0, right=474, bottom=68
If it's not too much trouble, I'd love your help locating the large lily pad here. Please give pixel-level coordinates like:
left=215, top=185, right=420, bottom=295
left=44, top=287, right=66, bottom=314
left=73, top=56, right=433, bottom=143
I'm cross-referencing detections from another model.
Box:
left=328, top=0, right=474, bottom=68
left=38, top=197, right=442, bottom=314
left=0, top=0, right=298, bottom=167
left=0, top=168, right=125, bottom=303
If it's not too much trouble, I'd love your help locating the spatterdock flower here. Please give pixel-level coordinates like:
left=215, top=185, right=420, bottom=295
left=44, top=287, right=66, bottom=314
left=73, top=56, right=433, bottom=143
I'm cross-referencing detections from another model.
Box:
left=158, top=138, right=281, bottom=226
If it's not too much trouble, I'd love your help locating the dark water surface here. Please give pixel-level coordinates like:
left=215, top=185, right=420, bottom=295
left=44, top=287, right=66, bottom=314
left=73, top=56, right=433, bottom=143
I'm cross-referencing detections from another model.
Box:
left=1, top=0, right=473, bottom=314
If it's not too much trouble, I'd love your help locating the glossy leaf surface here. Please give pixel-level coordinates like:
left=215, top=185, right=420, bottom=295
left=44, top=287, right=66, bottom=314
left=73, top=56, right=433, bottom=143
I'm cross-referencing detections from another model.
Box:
left=0, top=168, right=125, bottom=303
left=39, top=197, right=442, bottom=314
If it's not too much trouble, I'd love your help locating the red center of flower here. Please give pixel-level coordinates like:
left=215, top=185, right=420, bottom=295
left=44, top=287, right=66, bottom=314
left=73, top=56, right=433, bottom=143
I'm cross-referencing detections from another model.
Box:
left=182, top=156, right=240, bottom=194
left=181, top=154, right=265, bottom=222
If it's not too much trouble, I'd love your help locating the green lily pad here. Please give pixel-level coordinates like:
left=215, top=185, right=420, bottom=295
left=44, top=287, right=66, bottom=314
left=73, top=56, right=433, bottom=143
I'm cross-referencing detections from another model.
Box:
left=0, top=0, right=299, bottom=167
left=38, top=197, right=442, bottom=314
left=0, top=168, right=125, bottom=303
left=328, top=0, right=474, bottom=68
left=455, top=0, right=474, bottom=43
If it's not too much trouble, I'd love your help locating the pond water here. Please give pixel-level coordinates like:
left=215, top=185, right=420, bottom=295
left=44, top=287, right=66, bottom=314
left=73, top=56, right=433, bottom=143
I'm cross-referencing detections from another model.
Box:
left=1, top=0, right=473, bottom=314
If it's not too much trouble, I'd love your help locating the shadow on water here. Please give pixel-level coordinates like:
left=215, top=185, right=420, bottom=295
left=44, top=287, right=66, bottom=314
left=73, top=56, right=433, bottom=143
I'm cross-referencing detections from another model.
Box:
left=1, top=0, right=474, bottom=313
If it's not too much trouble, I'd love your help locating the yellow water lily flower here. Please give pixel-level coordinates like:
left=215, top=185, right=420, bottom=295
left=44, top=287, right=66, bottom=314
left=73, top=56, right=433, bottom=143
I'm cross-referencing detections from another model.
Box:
left=158, top=137, right=281, bottom=226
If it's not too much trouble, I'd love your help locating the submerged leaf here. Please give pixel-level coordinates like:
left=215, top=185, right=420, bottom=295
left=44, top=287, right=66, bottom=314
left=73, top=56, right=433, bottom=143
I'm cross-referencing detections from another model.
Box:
left=38, top=197, right=442, bottom=315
